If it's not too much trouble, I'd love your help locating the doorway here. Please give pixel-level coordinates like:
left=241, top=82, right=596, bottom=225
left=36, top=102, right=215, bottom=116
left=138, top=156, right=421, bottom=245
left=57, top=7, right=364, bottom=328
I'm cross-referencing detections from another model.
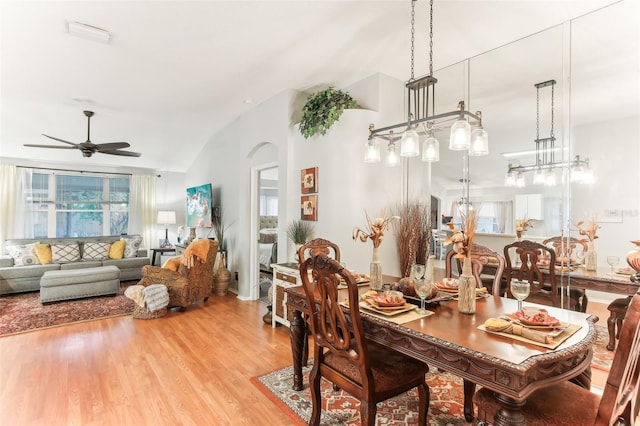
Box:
left=251, top=164, right=278, bottom=301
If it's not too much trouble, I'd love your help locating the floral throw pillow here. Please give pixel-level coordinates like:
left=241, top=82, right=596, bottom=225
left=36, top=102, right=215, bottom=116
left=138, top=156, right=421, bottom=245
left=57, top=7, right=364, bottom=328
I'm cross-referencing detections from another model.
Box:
left=7, top=242, right=41, bottom=266
left=82, top=242, right=111, bottom=260
left=121, top=236, right=143, bottom=258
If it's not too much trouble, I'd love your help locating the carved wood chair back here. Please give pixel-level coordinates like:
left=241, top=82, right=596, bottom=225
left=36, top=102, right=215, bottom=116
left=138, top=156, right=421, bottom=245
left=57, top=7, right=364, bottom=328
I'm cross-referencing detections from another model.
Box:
left=298, top=239, right=430, bottom=425
left=445, top=243, right=506, bottom=295
left=542, top=236, right=588, bottom=264
left=297, top=237, right=340, bottom=263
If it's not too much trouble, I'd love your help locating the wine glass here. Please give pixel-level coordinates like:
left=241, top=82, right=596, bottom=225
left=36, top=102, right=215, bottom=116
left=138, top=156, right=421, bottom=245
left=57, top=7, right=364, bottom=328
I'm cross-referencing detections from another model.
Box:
left=607, top=256, right=620, bottom=275
left=575, top=250, right=586, bottom=266
left=415, top=282, right=432, bottom=314
left=510, top=280, right=530, bottom=312
left=411, top=264, right=426, bottom=282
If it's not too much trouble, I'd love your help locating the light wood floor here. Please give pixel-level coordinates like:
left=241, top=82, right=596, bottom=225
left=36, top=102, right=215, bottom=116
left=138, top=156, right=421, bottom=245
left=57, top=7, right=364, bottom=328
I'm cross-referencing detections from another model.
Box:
left=0, top=294, right=612, bottom=425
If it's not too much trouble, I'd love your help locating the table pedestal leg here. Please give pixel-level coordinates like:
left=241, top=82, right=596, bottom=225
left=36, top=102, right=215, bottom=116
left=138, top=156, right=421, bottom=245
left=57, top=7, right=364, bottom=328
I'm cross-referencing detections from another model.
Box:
left=494, top=394, right=526, bottom=426
left=290, top=309, right=306, bottom=391
left=463, top=380, right=476, bottom=422
left=570, top=366, right=592, bottom=390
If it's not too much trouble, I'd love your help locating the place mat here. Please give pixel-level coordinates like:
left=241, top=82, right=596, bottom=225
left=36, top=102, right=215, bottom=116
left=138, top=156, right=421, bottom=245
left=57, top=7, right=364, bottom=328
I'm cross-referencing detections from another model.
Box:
left=341, top=301, right=433, bottom=324
left=477, top=322, right=581, bottom=349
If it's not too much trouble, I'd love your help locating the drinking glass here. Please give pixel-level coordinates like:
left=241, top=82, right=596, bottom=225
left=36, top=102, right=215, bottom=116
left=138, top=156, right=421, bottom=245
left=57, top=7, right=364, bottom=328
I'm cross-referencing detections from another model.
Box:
left=411, top=264, right=426, bottom=281
left=575, top=250, right=586, bottom=266
left=415, top=282, right=431, bottom=314
left=607, top=256, right=620, bottom=275
left=510, top=280, right=530, bottom=311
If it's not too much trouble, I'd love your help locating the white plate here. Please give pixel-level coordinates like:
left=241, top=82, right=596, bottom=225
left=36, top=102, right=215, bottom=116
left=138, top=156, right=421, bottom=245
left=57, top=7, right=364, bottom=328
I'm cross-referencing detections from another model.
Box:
left=358, top=301, right=416, bottom=316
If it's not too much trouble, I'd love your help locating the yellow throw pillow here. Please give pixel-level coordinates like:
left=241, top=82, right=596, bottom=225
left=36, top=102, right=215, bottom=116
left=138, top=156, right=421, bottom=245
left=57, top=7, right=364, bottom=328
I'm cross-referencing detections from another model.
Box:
left=109, top=240, right=126, bottom=259
left=34, top=243, right=52, bottom=264
left=162, top=257, right=181, bottom=271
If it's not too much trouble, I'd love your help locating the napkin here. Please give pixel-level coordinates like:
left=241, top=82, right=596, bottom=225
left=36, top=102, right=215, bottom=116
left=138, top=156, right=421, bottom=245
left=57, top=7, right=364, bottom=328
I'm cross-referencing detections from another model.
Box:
left=484, top=318, right=553, bottom=344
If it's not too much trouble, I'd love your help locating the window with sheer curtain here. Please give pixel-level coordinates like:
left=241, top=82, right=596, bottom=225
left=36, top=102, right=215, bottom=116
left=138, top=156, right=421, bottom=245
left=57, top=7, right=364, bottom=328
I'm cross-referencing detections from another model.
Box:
left=451, top=201, right=513, bottom=234
left=29, top=171, right=130, bottom=238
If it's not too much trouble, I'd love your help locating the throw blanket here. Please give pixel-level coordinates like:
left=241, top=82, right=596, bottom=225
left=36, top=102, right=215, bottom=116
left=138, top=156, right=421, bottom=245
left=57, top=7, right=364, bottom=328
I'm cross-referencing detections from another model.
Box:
left=124, top=284, right=169, bottom=312
left=180, top=239, right=210, bottom=268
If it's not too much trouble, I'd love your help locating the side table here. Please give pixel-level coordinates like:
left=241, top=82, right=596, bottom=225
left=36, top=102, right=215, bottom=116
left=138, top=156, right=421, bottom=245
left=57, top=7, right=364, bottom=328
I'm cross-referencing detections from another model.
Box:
left=151, top=247, right=176, bottom=266
left=271, top=262, right=302, bottom=328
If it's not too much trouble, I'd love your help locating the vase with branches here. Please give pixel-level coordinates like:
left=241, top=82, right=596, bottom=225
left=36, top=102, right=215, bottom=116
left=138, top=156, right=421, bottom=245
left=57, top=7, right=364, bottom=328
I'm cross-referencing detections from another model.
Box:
left=576, top=216, right=600, bottom=271
left=444, top=210, right=477, bottom=313
left=393, top=202, right=430, bottom=278
left=353, top=210, right=398, bottom=290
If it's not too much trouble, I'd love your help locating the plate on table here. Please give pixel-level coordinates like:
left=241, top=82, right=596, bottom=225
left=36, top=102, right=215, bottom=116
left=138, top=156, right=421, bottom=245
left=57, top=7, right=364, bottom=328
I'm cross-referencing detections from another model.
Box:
left=337, top=274, right=370, bottom=288
left=359, top=301, right=416, bottom=316
left=616, top=267, right=635, bottom=276
left=435, top=279, right=459, bottom=293
left=510, top=309, right=561, bottom=327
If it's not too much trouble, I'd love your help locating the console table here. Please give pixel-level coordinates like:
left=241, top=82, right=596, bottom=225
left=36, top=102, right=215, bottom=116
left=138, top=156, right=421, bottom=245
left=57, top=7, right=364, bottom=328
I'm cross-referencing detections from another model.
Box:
left=270, top=262, right=302, bottom=328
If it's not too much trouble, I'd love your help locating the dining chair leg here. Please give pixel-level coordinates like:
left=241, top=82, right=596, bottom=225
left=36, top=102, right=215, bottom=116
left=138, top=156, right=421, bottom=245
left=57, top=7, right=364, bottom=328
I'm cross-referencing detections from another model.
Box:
left=359, top=399, right=376, bottom=426
left=309, top=367, right=322, bottom=426
left=417, top=382, right=430, bottom=425
left=463, top=379, right=476, bottom=422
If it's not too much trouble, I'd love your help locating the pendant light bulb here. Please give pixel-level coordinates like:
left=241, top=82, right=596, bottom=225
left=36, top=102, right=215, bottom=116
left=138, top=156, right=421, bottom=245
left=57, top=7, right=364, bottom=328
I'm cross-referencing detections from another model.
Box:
left=469, top=126, right=489, bottom=156
left=385, top=141, right=399, bottom=167
left=400, top=127, right=420, bottom=157
left=421, top=132, right=440, bottom=162
left=449, top=118, right=471, bottom=151
left=364, top=138, right=381, bottom=163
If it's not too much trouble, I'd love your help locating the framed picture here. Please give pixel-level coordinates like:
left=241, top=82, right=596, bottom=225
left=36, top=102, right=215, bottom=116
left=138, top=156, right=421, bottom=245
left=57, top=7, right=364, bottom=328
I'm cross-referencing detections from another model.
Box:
left=301, top=167, right=318, bottom=194
left=301, top=195, right=317, bottom=221
left=186, top=183, right=213, bottom=228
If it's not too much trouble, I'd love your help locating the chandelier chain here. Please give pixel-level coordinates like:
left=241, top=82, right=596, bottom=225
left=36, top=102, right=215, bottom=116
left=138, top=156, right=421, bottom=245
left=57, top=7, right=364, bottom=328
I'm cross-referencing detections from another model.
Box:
left=429, top=0, right=434, bottom=76
left=550, top=82, right=555, bottom=137
left=536, top=85, right=540, bottom=141
left=410, top=0, right=415, bottom=80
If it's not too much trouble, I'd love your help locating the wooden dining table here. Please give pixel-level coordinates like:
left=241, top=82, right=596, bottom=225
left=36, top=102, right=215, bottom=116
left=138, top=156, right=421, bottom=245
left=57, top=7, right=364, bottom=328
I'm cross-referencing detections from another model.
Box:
left=285, top=285, right=597, bottom=426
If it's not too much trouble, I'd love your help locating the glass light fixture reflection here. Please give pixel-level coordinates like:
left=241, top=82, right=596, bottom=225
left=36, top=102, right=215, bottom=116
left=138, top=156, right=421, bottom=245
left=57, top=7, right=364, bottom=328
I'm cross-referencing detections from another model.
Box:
left=469, top=126, right=489, bottom=156
left=421, top=131, right=439, bottom=162
left=505, top=170, right=516, bottom=187
left=400, top=127, right=420, bottom=157
left=364, top=138, right=381, bottom=163
left=449, top=118, right=471, bottom=151
left=385, top=141, right=399, bottom=167
left=544, top=169, right=557, bottom=186
left=515, top=173, right=526, bottom=188
left=532, top=168, right=545, bottom=185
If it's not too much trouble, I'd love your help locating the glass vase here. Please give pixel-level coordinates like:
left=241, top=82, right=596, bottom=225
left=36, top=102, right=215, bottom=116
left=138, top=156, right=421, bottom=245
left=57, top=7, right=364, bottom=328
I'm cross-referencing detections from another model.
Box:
left=585, top=240, right=597, bottom=271
left=458, top=257, right=476, bottom=314
left=626, top=240, right=640, bottom=283
left=370, top=246, right=383, bottom=291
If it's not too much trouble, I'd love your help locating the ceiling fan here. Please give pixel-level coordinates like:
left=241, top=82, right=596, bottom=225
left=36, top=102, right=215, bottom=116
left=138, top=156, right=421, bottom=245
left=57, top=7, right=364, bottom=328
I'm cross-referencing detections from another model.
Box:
left=24, top=110, right=141, bottom=158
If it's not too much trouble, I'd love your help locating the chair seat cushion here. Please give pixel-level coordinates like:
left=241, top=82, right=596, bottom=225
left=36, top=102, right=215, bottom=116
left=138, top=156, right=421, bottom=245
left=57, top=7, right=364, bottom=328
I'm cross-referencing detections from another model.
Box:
left=323, top=340, right=429, bottom=393
left=474, top=380, right=599, bottom=425
left=608, top=297, right=631, bottom=312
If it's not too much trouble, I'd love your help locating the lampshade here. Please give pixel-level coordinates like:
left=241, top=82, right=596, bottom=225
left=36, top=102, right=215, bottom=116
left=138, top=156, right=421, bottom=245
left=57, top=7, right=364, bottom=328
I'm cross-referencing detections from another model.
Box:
left=385, top=142, right=399, bottom=167
left=421, top=134, right=439, bottom=162
left=364, top=138, right=381, bottom=163
left=469, top=127, right=489, bottom=156
left=400, top=128, right=420, bottom=157
left=449, top=118, right=471, bottom=151
left=157, top=211, right=176, bottom=225
left=532, top=168, right=546, bottom=184
left=544, top=169, right=557, bottom=186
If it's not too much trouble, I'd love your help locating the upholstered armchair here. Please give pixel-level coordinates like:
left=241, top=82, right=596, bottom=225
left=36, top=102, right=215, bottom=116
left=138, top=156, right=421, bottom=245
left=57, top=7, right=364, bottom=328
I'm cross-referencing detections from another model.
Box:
left=137, top=239, right=218, bottom=311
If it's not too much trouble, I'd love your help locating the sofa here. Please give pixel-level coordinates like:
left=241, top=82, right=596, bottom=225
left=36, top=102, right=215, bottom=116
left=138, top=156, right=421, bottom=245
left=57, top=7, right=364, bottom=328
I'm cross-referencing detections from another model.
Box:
left=0, top=235, right=150, bottom=295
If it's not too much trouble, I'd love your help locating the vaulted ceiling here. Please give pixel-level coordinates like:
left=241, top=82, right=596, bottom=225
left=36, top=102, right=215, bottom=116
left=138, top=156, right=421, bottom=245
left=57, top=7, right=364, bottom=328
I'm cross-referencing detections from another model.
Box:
left=0, top=1, right=620, bottom=173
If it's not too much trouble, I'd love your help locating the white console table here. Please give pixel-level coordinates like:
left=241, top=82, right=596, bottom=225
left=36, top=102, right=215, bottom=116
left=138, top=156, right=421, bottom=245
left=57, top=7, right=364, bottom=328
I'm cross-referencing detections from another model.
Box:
left=270, top=262, right=302, bottom=328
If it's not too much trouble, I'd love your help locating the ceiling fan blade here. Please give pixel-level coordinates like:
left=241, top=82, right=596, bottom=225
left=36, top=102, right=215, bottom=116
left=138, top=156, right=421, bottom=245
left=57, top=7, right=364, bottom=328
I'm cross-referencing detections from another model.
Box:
left=95, top=142, right=131, bottom=151
left=101, top=150, right=142, bottom=157
left=24, top=144, right=78, bottom=149
left=42, top=134, right=79, bottom=147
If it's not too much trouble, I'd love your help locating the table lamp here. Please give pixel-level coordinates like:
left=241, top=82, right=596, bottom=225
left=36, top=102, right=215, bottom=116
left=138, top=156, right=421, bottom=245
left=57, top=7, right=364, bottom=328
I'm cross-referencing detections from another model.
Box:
left=157, top=211, right=177, bottom=248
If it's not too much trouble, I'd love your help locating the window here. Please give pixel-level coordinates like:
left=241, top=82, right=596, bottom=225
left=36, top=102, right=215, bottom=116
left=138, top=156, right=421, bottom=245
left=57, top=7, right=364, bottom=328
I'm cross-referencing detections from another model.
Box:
left=28, top=171, right=130, bottom=238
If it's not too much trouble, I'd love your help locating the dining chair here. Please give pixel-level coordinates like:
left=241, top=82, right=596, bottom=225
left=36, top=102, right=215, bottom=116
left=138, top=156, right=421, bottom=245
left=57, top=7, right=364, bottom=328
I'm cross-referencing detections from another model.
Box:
left=298, top=239, right=430, bottom=426
left=444, top=243, right=506, bottom=296
left=473, top=288, right=640, bottom=425
left=542, top=235, right=589, bottom=312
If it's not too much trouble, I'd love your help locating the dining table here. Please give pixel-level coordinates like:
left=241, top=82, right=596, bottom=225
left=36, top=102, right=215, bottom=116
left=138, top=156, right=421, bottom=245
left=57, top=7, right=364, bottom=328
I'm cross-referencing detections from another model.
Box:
left=285, top=284, right=597, bottom=426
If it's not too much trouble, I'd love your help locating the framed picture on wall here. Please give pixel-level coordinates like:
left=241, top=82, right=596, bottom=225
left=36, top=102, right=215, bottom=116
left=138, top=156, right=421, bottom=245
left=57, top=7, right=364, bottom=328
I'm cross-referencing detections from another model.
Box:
left=301, top=195, right=317, bottom=221
left=301, top=167, right=318, bottom=194
left=186, top=183, right=213, bottom=228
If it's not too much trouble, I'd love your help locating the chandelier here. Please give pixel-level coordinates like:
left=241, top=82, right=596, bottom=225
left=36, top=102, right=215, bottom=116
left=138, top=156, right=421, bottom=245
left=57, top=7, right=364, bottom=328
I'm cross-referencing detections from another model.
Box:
left=364, top=0, right=488, bottom=166
left=504, top=79, right=593, bottom=187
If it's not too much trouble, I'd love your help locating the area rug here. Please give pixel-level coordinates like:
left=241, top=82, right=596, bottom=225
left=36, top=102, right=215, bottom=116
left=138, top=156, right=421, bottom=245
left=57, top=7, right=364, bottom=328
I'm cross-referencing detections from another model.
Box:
left=253, top=362, right=468, bottom=426
left=593, top=324, right=615, bottom=371
left=0, top=282, right=136, bottom=337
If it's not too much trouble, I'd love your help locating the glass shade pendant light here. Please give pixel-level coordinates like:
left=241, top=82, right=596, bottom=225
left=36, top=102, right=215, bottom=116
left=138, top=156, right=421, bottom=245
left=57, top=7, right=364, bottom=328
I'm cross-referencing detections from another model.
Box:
left=469, top=126, right=489, bottom=156
left=385, top=141, right=399, bottom=167
left=532, top=167, right=545, bottom=184
left=421, top=129, right=439, bottom=162
left=449, top=115, right=471, bottom=151
left=544, top=169, right=557, bottom=186
left=516, top=172, right=526, bottom=188
left=504, top=169, right=516, bottom=187
left=364, top=137, right=381, bottom=163
left=400, top=125, right=420, bottom=157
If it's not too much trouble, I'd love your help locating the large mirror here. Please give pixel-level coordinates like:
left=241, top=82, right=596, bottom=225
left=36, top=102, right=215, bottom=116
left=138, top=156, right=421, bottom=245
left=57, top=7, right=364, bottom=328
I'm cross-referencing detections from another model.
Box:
left=407, top=0, right=639, bottom=263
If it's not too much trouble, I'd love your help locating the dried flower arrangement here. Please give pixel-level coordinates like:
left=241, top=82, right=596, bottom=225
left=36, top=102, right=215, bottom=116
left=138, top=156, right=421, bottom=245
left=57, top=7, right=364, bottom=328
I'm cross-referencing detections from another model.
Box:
left=353, top=210, right=399, bottom=248
left=515, top=217, right=533, bottom=239
left=393, top=202, right=430, bottom=278
left=444, top=210, right=476, bottom=259
left=576, top=216, right=600, bottom=242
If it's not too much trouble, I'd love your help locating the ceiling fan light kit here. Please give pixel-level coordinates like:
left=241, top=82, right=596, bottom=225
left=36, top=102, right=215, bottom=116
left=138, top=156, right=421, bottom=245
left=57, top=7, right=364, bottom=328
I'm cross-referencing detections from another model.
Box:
left=24, top=110, right=141, bottom=158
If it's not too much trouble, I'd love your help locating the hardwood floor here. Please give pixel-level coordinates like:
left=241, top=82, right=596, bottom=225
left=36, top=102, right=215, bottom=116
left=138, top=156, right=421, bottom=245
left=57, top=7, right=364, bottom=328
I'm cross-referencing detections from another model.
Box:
left=0, top=293, right=612, bottom=425
left=0, top=294, right=298, bottom=426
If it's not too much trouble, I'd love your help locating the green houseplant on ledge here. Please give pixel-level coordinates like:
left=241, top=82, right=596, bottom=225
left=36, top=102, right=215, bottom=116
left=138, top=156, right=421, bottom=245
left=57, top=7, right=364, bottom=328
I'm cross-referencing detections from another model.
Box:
left=299, top=86, right=360, bottom=138
left=287, top=220, right=314, bottom=262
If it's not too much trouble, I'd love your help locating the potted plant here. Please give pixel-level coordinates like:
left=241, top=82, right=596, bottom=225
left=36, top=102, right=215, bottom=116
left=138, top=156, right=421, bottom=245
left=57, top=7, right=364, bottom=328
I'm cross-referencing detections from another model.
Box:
left=212, top=211, right=234, bottom=295
left=287, top=220, right=314, bottom=261
left=299, top=86, right=360, bottom=139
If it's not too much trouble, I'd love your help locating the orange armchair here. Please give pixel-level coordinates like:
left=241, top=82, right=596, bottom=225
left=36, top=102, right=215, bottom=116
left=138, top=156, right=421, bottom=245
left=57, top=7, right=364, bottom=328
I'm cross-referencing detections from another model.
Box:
left=137, top=239, right=218, bottom=311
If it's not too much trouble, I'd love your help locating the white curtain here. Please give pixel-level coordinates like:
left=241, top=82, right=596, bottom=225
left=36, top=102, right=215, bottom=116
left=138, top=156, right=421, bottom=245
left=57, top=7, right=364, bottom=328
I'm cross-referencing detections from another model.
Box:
left=15, top=167, right=34, bottom=239
left=496, top=201, right=513, bottom=234
left=129, top=174, right=157, bottom=253
left=0, top=164, right=18, bottom=254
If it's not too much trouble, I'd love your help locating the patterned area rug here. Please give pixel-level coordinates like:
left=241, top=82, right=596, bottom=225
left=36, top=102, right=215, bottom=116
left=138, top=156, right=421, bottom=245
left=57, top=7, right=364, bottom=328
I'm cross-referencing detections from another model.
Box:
left=0, top=282, right=136, bottom=336
left=593, top=324, right=615, bottom=371
left=253, top=362, right=468, bottom=426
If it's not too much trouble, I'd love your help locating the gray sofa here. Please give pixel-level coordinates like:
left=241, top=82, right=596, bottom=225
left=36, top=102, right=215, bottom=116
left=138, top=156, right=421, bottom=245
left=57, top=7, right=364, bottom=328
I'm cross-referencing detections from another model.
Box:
left=1, top=235, right=150, bottom=295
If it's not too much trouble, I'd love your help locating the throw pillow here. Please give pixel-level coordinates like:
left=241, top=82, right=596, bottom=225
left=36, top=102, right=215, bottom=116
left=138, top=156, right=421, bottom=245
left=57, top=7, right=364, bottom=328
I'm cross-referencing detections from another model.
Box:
left=109, top=240, right=126, bottom=259
left=121, top=236, right=143, bottom=258
left=51, top=243, right=81, bottom=263
left=34, top=243, right=52, bottom=264
left=82, top=241, right=111, bottom=260
left=162, top=256, right=181, bottom=271
left=7, top=242, right=41, bottom=266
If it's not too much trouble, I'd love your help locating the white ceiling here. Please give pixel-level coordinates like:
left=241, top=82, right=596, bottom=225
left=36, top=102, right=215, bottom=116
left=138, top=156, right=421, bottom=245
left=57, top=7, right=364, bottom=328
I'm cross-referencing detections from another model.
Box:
left=0, top=0, right=624, bottom=173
